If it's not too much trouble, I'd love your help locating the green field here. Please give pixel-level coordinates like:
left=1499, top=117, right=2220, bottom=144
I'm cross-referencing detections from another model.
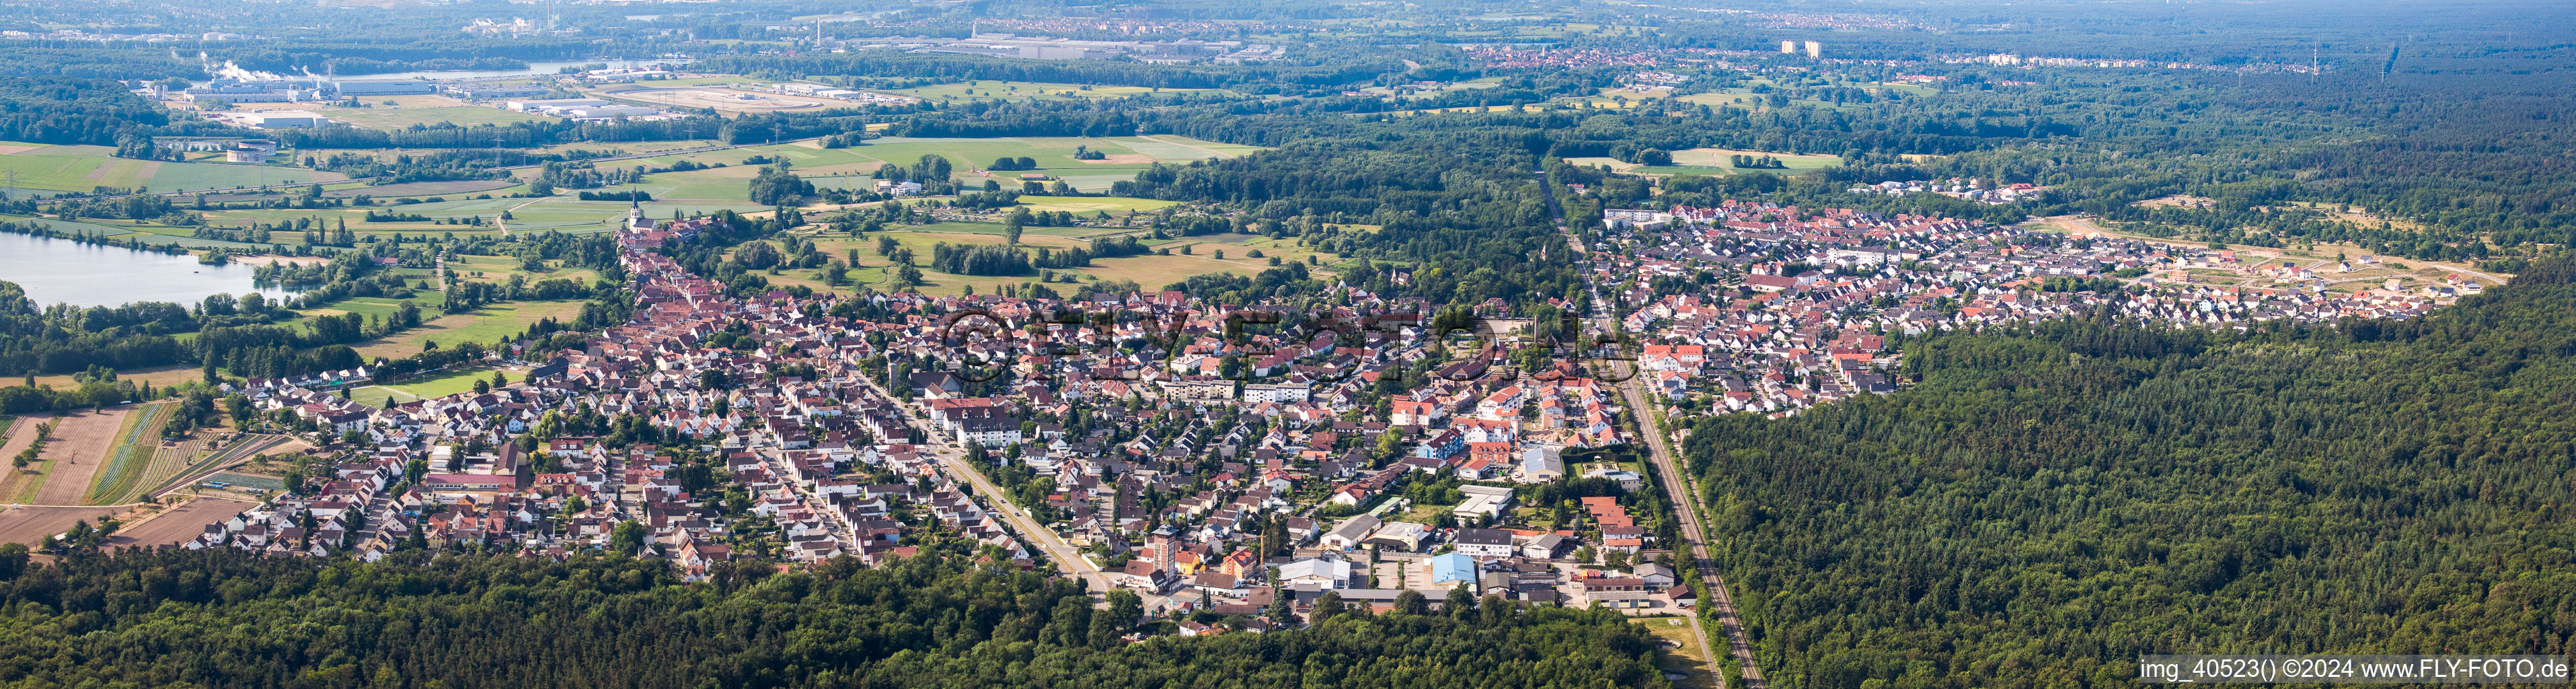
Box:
left=441, top=254, right=601, bottom=286
left=354, top=366, right=498, bottom=404
left=350, top=299, right=586, bottom=360
left=1602, top=147, right=1844, bottom=177
left=0, top=143, right=338, bottom=192
left=202, top=192, right=762, bottom=235
left=1122, top=135, right=1262, bottom=159
left=765, top=217, right=1334, bottom=297
left=619, top=137, right=1240, bottom=198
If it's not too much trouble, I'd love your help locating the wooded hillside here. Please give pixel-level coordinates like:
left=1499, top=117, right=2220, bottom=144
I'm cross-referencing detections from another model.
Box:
left=1681, top=257, right=2576, bottom=688
left=0, top=544, right=1666, bottom=689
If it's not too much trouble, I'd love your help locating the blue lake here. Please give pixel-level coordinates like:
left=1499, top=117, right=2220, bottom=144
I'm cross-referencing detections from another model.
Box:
left=0, top=233, right=296, bottom=308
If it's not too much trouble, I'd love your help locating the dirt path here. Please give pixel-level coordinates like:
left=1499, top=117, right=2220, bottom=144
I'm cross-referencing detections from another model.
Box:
left=32, top=408, right=131, bottom=506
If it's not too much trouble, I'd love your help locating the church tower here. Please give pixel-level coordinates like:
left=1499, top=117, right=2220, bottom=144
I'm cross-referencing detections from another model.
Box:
left=626, top=194, right=654, bottom=231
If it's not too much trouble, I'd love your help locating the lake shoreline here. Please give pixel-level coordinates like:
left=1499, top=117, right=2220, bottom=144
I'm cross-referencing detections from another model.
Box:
left=0, top=233, right=295, bottom=308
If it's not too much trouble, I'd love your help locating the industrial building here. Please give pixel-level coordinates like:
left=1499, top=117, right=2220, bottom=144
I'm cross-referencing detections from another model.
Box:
left=329, top=80, right=439, bottom=97
left=556, top=105, right=659, bottom=120
left=176, top=77, right=437, bottom=104
left=445, top=83, right=554, bottom=100
left=224, top=141, right=279, bottom=162
left=505, top=98, right=611, bottom=112
left=234, top=111, right=331, bottom=129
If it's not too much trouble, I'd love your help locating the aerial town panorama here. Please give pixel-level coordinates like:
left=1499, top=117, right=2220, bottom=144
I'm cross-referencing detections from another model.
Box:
left=0, top=1, right=2570, bottom=688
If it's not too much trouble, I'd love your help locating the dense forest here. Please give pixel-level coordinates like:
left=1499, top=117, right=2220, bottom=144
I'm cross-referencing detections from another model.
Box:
left=1677, top=256, right=2576, bottom=689
left=0, top=77, right=235, bottom=146
left=0, top=544, right=1667, bottom=689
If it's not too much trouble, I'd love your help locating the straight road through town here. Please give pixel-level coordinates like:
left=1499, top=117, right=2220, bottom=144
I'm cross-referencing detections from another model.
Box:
left=1546, top=174, right=1766, bottom=689
left=853, top=374, right=1151, bottom=609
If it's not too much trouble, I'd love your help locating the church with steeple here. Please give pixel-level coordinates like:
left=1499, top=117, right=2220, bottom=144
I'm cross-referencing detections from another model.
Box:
left=628, top=195, right=656, bottom=231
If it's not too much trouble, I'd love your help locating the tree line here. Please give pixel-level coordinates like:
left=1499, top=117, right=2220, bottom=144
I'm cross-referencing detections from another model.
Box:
left=0, top=543, right=1671, bottom=689
left=1677, top=255, right=2576, bottom=689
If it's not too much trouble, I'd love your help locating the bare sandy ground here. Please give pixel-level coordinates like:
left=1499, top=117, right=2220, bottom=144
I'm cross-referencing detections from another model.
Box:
left=104, top=497, right=250, bottom=549
left=0, top=417, right=38, bottom=488
left=33, top=407, right=130, bottom=506
left=0, top=505, right=122, bottom=546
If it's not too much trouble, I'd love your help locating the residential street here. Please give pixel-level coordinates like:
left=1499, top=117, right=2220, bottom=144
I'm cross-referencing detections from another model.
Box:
left=1554, top=188, right=1768, bottom=689
left=854, top=373, right=1159, bottom=610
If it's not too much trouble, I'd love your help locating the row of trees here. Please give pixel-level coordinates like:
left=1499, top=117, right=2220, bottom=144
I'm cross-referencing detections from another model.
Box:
left=0, top=544, right=1671, bottom=689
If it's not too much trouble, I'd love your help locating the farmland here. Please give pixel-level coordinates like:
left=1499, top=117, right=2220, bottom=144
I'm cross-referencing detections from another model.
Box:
left=349, top=299, right=587, bottom=360
left=109, top=434, right=297, bottom=505
left=756, top=219, right=1335, bottom=297
left=0, top=143, right=341, bottom=193
left=618, top=135, right=1248, bottom=199
left=0, top=505, right=122, bottom=547
left=12, top=408, right=132, bottom=505
left=83, top=402, right=176, bottom=505
left=167, top=135, right=1241, bottom=243
left=26, top=364, right=202, bottom=392
left=1013, top=194, right=1184, bottom=214
left=878, top=80, right=1231, bottom=104
left=440, top=254, right=603, bottom=287
left=100, top=497, right=257, bottom=548
left=591, top=85, right=848, bottom=113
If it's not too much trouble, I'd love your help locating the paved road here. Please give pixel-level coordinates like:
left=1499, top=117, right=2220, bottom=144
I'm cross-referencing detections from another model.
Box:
left=850, top=375, right=1150, bottom=608
left=930, top=449, right=1131, bottom=600
left=1547, top=177, right=1766, bottom=689
left=759, top=450, right=860, bottom=552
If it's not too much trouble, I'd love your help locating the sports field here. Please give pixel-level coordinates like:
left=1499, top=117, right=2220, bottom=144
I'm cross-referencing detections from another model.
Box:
left=352, top=365, right=499, bottom=405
